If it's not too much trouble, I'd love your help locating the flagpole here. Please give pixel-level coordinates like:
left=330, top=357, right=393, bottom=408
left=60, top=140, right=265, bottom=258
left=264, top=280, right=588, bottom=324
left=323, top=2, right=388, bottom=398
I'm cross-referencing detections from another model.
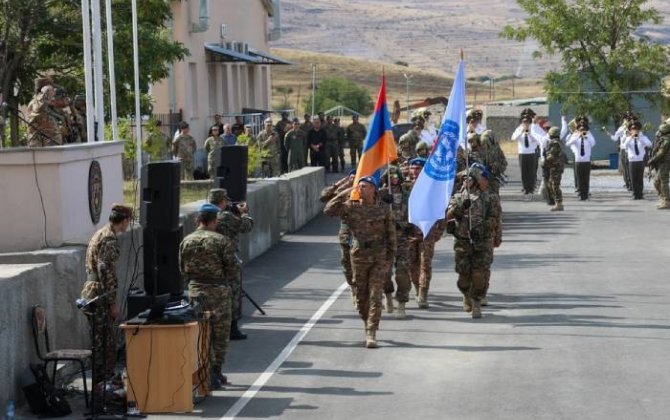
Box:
left=460, top=49, right=473, bottom=244
left=382, top=66, right=393, bottom=204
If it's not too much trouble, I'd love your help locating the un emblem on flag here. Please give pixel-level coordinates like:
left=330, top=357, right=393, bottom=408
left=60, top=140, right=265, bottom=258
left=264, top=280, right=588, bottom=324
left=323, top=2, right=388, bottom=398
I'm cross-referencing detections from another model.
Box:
left=424, top=121, right=458, bottom=181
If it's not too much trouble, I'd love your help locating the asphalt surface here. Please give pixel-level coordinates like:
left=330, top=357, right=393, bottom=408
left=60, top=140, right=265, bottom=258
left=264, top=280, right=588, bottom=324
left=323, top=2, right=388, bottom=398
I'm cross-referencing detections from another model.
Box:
left=54, top=160, right=670, bottom=420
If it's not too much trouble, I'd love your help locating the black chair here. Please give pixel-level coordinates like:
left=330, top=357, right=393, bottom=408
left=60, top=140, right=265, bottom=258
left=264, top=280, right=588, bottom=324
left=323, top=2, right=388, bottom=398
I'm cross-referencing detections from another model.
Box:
left=31, top=305, right=91, bottom=408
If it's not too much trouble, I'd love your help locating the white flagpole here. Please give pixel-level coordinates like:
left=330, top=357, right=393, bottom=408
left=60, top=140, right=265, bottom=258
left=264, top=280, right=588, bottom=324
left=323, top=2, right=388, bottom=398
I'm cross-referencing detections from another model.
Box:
left=91, top=0, right=105, bottom=141
left=131, top=0, right=142, bottom=181
left=104, top=0, right=119, bottom=141
left=81, top=0, right=95, bottom=143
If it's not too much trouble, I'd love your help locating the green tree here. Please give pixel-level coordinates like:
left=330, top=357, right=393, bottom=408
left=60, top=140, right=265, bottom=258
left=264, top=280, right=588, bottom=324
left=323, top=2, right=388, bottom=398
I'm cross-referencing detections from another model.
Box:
left=501, top=0, right=669, bottom=124
left=306, top=77, right=374, bottom=116
left=0, top=0, right=187, bottom=144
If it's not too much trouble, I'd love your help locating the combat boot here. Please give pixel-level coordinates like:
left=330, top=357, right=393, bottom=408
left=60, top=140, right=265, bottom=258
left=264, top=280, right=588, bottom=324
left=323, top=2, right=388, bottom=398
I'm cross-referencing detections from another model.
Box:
left=395, top=302, right=406, bottom=319
left=365, top=329, right=378, bottom=349
left=471, top=299, right=482, bottom=319
left=385, top=293, right=394, bottom=313
left=658, top=201, right=670, bottom=210
left=463, top=295, right=473, bottom=313
left=230, top=319, right=247, bottom=340
left=480, top=296, right=488, bottom=306
left=550, top=201, right=564, bottom=211
left=417, top=287, right=429, bottom=309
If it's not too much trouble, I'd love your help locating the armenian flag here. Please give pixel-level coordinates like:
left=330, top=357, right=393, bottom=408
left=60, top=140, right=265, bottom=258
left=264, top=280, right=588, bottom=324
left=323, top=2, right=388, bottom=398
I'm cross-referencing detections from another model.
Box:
left=351, top=75, right=398, bottom=199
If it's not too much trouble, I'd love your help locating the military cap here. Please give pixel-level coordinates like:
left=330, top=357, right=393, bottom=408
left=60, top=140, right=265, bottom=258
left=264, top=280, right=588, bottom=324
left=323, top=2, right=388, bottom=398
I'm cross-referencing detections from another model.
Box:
left=110, top=203, right=133, bottom=219
left=658, top=123, right=670, bottom=135
left=208, top=188, right=230, bottom=204
left=349, top=169, right=357, bottom=176
left=415, top=141, right=429, bottom=151
left=548, top=127, right=561, bottom=138
left=520, top=108, right=536, bottom=118
left=520, top=116, right=532, bottom=124
left=358, top=176, right=378, bottom=190
left=468, top=162, right=490, bottom=183
left=627, top=120, right=642, bottom=130
left=292, top=117, right=300, bottom=123
left=409, top=157, right=427, bottom=167
left=198, top=203, right=221, bottom=214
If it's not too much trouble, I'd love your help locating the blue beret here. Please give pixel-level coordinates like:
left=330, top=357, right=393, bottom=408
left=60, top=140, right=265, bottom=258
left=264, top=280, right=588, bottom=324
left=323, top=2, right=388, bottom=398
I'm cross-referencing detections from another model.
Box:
left=358, top=176, right=378, bottom=189
left=198, top=203, right=221, bottom=214
left=349, top=169, right=357, bottom=176
left=409, top=157, right=427, bottom=167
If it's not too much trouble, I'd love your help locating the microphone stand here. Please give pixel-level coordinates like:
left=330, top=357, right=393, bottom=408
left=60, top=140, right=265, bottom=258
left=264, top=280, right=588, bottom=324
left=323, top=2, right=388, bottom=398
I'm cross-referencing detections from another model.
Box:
left=77, top=289, right=128, bottom=419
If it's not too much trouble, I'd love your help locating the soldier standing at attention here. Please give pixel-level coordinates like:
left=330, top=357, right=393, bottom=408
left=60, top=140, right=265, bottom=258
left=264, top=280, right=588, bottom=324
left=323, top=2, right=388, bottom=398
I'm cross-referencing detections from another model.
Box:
left=80, top=204, right=133, bottom=390
left=179, top=203, right=237, bottom=389
left=204, top=125, right=225, bottom=178
left=380, top=165, right=413, bottom=318
left=346, top=114, right=367, bottom=169
left=324, top=115, right=340, bottom=172
left=172, top=121, right=197, bottom=180
left=324, top=176, right=395, bottom=348
left=209, top=188, right=254, bottom=340
left=446, top=164, right=501, bottom=319
left=320, top=171, right=357, bottom=301
left=253, top=118, right=280, bottom=177
left=544, top=127, right=566, bottom=211
left=648, top=122, right=670, bottom=209
left=284, top=118, right=307, bottom=170
left=308, top=117, right=327, bottom=167
left=335, top=118, right=347, bottom=172
left=275, top=111, right=291, bottom=174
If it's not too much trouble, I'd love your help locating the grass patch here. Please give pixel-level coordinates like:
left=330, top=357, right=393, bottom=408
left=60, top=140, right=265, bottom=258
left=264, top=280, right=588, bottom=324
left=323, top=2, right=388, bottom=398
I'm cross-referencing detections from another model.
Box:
left=123, top=180, right=213, bottom=208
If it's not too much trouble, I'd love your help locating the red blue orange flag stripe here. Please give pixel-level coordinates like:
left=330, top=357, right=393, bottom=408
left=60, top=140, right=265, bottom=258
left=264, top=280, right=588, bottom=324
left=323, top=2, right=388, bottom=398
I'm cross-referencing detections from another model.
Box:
left=351, top=75, right=398, bottom=199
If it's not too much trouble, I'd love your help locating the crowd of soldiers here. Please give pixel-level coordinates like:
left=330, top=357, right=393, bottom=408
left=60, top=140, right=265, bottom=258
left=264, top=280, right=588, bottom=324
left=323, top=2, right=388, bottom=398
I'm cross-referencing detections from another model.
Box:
left=25, top=77, right=87, bottom=147
left=322, top=108, right=506, bottom=348
left=171, top=111, right=369, bottom=180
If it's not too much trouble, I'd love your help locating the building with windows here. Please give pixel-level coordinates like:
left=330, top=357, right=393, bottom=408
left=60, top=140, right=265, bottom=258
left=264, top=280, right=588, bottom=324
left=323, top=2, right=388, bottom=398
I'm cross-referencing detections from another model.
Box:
left=152, top=0, right=288, bottom=147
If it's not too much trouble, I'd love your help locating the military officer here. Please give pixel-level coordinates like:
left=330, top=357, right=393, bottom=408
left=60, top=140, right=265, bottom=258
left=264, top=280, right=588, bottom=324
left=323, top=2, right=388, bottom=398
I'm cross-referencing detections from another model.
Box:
left=204, top=125, right=225, bottom=178
left=346, top=114, right=367, bottom=168
left=284, top=118, right=307, bottom=170
left=253, top=118, right=280, bottom=177
left=172, top=121, right=197, bottom=180
left=324, top=176, right=395, bottom=348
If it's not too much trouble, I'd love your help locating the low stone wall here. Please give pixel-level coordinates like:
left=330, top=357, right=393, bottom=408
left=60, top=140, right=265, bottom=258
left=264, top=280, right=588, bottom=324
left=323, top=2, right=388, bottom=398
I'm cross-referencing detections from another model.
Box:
left=0, top=166, right=325, bottom=407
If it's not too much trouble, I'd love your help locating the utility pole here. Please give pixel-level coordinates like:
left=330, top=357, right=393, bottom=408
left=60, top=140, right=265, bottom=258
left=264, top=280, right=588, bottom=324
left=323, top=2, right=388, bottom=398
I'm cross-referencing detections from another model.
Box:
left=403, top=72, right=414, bottom=123
left=311, top=64, right=316, bottom=117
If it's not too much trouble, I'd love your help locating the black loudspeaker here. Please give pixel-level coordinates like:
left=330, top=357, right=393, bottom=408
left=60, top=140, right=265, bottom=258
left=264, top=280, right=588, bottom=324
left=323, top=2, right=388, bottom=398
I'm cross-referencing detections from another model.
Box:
left=143, top=226, right=183, bottom=296
left=216, top=145, right=248, bottom=202
left=141, top=161, right=181, bottom=230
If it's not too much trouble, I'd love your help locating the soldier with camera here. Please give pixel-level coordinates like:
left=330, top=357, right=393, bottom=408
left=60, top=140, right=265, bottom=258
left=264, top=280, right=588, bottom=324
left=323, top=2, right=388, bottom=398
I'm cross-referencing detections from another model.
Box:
left=208, top=188, right=254, bottom=340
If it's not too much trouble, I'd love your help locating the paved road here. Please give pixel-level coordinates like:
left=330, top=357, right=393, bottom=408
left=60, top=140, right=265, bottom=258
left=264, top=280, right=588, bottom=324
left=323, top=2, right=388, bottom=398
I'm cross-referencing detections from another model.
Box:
left=157, top=162, right=670, bottom=420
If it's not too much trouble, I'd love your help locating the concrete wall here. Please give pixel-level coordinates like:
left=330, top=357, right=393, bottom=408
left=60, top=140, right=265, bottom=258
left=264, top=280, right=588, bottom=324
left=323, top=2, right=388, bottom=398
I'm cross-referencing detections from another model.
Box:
left=0, top=142, right=125, bottom=252
left=0, top=166, right=324, bottom=407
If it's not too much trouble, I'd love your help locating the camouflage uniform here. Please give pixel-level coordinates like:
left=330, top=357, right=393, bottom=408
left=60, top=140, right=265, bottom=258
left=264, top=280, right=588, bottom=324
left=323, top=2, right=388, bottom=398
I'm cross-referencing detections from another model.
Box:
left=172, top=134, right=197, bottom=180
left=26, top=90, right=62, bottom=147
left=80, top=224, right=120, bottom=386
left=179, top=228, right=237, bottom=371
left=335, top=122, right=347, bottom=172
left=346, top=121, right=367, bottom=168
left=481, top=130, right=508, bottom=195
left=381, top=174, right=412, bottom=304
left=320, top=183, right=353, bottom=286
left=324, top=187, right=396, bottom=335
left=205, top=135, right=225, bottom=178
left=648, top=125, right=670, bottom=209
left=324, top=122, right=341, bottom=172
left=253, top=129, right=280, bottom=177
left=284, top=128, right=307, bottom=170
left=544, top=135, right=566, bottom=207
left=214, top=204, right=254, bottom=320
left=447, top=178, right=501, bottom=317
left=398, top=129, right=420, bottom=163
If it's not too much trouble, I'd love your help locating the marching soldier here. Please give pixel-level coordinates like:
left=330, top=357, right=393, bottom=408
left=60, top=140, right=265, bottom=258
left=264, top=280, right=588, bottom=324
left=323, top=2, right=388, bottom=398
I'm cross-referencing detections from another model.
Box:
left=648, top=122, right=670, bottom=209
left=324, top=176, right=395, bottom=348
left=380, top=165, right=413, bottom=319
left=346, top=114, right=367, bottom=169
left=481, top=130, right=508, bottom=195
left=320, top=171, right=357, bottom=300
left=179, top=203, right=238, bottom=389
left=446, top=164, right=502, bottom=319
left=544, top=127, right=566, bottom=211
